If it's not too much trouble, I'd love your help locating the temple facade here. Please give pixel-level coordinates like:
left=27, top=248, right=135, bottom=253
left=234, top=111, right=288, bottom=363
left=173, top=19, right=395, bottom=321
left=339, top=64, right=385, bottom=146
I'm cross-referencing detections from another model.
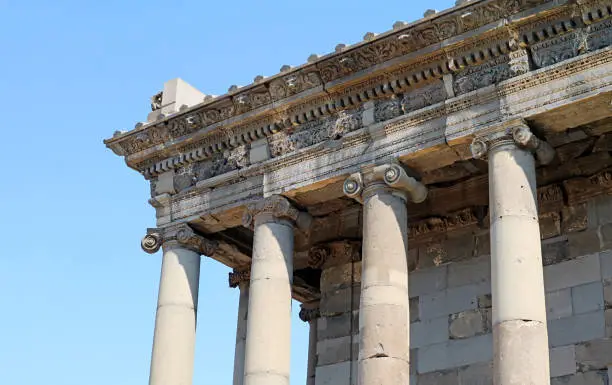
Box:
left=105, top=0, right=612, bottom=384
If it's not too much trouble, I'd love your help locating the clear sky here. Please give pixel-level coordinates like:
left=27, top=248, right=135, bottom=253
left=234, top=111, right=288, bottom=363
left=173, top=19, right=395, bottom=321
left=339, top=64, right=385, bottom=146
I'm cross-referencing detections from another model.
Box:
left=0, top=1, right=455, bottom=384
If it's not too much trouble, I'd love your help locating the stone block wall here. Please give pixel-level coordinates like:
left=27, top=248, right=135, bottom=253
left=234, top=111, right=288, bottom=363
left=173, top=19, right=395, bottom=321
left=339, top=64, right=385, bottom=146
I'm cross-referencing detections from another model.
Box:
left=314, top=194, right=612, bottom=385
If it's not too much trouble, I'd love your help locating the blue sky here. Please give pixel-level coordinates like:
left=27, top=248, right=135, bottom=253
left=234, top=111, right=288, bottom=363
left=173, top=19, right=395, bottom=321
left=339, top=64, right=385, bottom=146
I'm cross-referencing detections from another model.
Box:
left=0, top=1, right=455, bottom=384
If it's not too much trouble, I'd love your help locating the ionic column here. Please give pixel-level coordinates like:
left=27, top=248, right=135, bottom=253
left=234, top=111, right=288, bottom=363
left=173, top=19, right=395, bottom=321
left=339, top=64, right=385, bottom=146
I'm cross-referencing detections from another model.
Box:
left=230, top=269, right=251, bottom=385
left=471, top=120, right=555, bottom=385
left=344, top=164, right=427, bottom=385
left=299, top=302, right=320, bottom=385
left=242, top=195, right=312, bottom=385
left=141, top=225, right=218, bottom=385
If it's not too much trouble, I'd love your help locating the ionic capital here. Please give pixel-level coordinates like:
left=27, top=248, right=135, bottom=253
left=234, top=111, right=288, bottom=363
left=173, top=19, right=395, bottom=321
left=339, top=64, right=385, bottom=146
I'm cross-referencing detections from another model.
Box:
left=470, top=120, right=555, bottom=165
left=242, top=195, right=312, bottom=230
left=141, top=224, right=219, bottom=255
left=229, top=269, right=251, bottom=288
left=308, top=240, right=361, bottom=269
left=343, top=163, right=428, bottom=203
left=299, top=303, right=321, bottom=323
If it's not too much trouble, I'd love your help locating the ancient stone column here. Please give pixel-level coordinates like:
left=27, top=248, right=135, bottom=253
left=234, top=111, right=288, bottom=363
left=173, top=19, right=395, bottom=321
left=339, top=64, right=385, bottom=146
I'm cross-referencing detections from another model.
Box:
left=299, top=302, right=320, bottom=385
left=230, top=269, right=251, bottom=385
left=344, top=164, right=427, bottom=385
left=242, top=195, right=312, bottom=385
left=471, top=120, right=555, bottom=385
left=141, top=225, right=218, bottom=385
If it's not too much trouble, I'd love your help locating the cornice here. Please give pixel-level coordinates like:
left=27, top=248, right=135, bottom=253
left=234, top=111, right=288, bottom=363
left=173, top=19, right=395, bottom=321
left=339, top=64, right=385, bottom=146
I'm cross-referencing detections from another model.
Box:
left=104, top=0, right=571, bottom=171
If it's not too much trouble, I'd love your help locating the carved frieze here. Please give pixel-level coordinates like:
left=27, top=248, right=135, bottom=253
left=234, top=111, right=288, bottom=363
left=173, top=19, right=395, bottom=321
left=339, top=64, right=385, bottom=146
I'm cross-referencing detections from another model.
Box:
left=453, top=51, right=529, bottom=95
left=402, top=81, right=447, bottom=112
left=228, top=269, right=251, bottom=288
left=408, top=208, right=479, bottom=240
left=374, top=97, right=402, bottom=122
left=269, top=71, right=322, bottom=100
left=586, top=18, right=612, bottom=52
left=531, top=32, right=582, bottom=68
left=564, top=168, right=612, bottom=205
left=307, top=240, right=361, bottom=269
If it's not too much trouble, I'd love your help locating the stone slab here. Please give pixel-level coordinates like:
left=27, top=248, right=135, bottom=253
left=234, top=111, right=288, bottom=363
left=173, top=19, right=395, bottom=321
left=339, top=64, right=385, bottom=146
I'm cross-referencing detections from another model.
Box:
left=447, top=256, right=490, bottom=289
left=550, top=345, right=577, bottom=378
left=417, top=334, right=493, bottom=374
left=547, top=288, right=573, bottom=320
left=419, top=282, right=490, bottom=320
left=572, top=282, right=604, bottom=315
left=410, top=316, right=449, bottom=349
left=544, top=254, right=601, bottom=293
left=548, top=311, right=605, bottom=348
left=409, top=265, right=448, bottom=298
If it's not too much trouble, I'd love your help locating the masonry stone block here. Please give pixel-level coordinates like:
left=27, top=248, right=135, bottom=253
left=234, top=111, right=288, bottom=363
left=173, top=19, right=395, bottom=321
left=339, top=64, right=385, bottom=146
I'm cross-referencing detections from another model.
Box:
left=474, top=231, right=490, bottom=257
left=321, top=286, right=355, bottom=315
left=449, top=309, right=490, bottom=340
left=546, top=288, right=573, bottom=320
left=156, top=170, right=176, bottom=195
left=541, top=212, right=562, bottom=239
left=318, top=314, right=351, bottom=340
left=550, top=371, right=606, bottom=385
left=249, top=138, right=270, bottom=164
left=588, top=195, right=612, bottom=228
left=606, top=309, right=612, bottom=337
left=568, top=230, right=601, bottom=259
left=563, top=204, right=588, bottom=233
left=315, top=361, right=351, bottom=385
left=550, top=345, right=577, bottom=378
left=447, top=256, right=490, bottom=288
left=477, top=294, right=492, bottom=309
left=409, top=265, right=448, bottom=298
left=600, top=223, right=612, bottom=251
left=575, top=339, right=612, bottom=371
left=417, top=369, right=458, bottom=385
left=410, top=297, right=420, bottom=323
left=601, top=250, right=612, bottom=279
left=542, top=236, right=571, bottom=266
left=572, top=282, right=604, bottom=315
left=417, top=334, right=493, bottom=373
left=420, top=282, right=490, bottom=320
left=457, top=361, right=493, bottom=384
left=317, top=336, right=352, bottom=366
left=544, top=254, right=601, bottom=292
left=548, top=311, right=605, bottom=347
left=410, top=316, right=449, bottom=348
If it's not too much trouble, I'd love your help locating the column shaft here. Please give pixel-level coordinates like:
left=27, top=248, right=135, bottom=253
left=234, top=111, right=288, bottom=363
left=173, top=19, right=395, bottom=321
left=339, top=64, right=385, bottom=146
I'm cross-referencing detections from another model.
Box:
left=359, top=188, right=411, bottom=384
left=306, top=318, right=317, bottom=385
left=149, top=246, right=201, bottom=385
left=244, top=220, right=294, bottom=385
left=233, top=282, right=249, bottom=385
left=489, top=143, right=550, bottom=385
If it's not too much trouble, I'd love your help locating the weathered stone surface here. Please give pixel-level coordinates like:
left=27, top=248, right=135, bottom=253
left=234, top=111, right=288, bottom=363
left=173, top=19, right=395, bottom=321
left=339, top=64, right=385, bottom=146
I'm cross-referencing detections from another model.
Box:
left=550, top=345, right=577, bottom=378
left=572, top=282, right=604, bottom=315
left=562, top=204, right=588, bottom=234
left=546, top=289, right=573, bottom=320
left=548, top=311, right=606, bottom=347
left=417, top=334, right=492, bottom=374
left=417, top=369, right=458, bottom=385
left=542, top=236, right=571, bottom=266
left=599, top=223, right=612, bottom=251
left=447, top=256, right=490, bottom=289
left=315, top=361, right=351, bottom=385
left=568, top=231, right=601, bottom=259
left=409, top=265, right=448, bottom=298
left=449, top=309, right=490, bottom=340
left=588, top=195, right=612, bottom=228
left=541, top=212, right=562, bottom=239
left=419, top=282, right=489, bottom=320
left=457, top=362, right=492, bottom=385
left=544, top=254, right=601, bottom=292
left=575, top=339, right=612, bottom=371
left=410, top=297, right=419, bottom=323
left=550, top=371, right=606, bottom=385
left=411, top=316, right=449, bottom=348
left=317, top=336, right=352, bottom=366
left=605, top=309, right=612, bottom=337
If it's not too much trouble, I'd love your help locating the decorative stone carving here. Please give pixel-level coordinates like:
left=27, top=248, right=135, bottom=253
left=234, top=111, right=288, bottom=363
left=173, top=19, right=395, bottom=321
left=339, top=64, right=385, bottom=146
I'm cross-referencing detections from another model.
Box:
left=141, top=225, right=218, bottom=255
left=454, top=52, right=529, bottom=95
left=298, top=306, right=321, bottom=322
left=374, top=98, right=402, bottom=122
left=269, top=71, right=322, bottom=100
left=307, top=245, right=330, bottom=269
left=344, top=163, right=428, bottom=203
left=228, top=269, right=251, bottom=288
left=151, top=92, right=163, bottom=111
left=401, top=82, right=446, bottom=113
left=307, top=241, right=361, bottom=269
left=586, top=18, right=612, bottom=52
left=531, top=32, right=581, bottom=68
left=408, top=208, right=479, bottom=240
left=471, top=120, right=555, bottom=165
left=242, top=195, right=312, bottom=230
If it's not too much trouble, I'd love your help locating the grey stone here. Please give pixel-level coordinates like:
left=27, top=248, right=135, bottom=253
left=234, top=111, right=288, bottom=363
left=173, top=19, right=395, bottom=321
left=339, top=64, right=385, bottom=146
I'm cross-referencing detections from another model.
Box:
left=419, top=282, right=490, bottom=320
left=249, top=138, right=270, bottom=164
left=542, top=236, right=571, bottom=266
left=477, top=294, right=492, bottom=309
left=550, top=345, right=577, bottom=378
left=409, top=265, right=448, bottom=298
left=575, top=339, right=612, bottom=371
left=318, top=314, right=352, bottom=340
left=546, top=289, right=573, bottom=320
left=599, top=223, right=612, bottom=251
left=321, top=286, right=354, bottom=315
left=541, top=212, right=562, bottom=239
left=457, top=361, right=493, bottom=385
left=588, top=195, right=612, bottom=228
left=548, top=311, right=605, bottom=347
left=572, top=282, right=604, bottom=315
left=410, top=297, right=420, bottom=323
left=156, top=170, right=176, bottom=195
left=411, top=316, right=449, bottom=348
left=417, top=369, right=458, bottom=385
left=315, top=361, right=351, bottom=385
left=562, top=204, right=588, bottom=233
left=317, top=336, right=352, bottom=366
left=568, top=230, right=601, bottom=259
left=417, top=334, right=493, bottom=373
left=600, top=250, right=612, bottom=279
left=447, top=256, right=490, bottom=288
left=550, top=371, right=606, bottom=385
left=449, top=309, right=490, bottom=340
left=606, top=309, right=612, bottom=337
left=544, top=254, right=601, bottom=292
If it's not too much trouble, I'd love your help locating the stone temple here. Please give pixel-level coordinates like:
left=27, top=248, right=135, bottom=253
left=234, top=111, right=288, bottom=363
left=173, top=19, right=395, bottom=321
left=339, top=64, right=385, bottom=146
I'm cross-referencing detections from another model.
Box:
left=105, top=0, right=612, bottom=384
